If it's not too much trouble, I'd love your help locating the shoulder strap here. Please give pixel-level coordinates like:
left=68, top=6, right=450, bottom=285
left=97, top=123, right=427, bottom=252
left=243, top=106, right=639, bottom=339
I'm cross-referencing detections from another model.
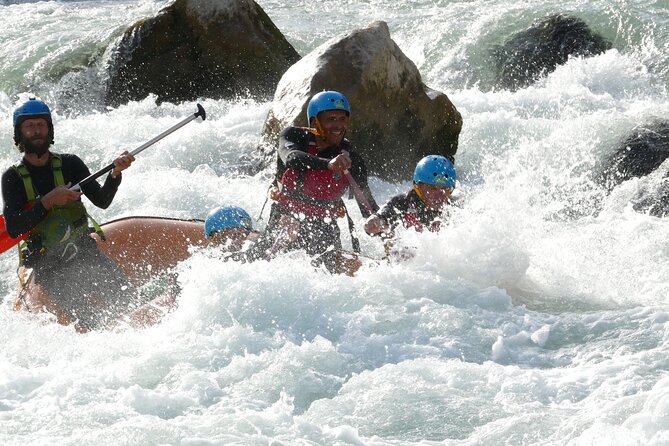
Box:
left=86, top=210, right=105, bottom=241
left=14, top=164, right=36, bottom=201
left=13, top=155, right=66, bottom=202
left=50, top=155, right=65, bottom=187
left=344, top=206, right=361, bottom=254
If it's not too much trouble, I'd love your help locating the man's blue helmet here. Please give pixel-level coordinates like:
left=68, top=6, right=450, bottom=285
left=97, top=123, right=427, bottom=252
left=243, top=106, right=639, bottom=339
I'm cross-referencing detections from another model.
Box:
left=13, top=98, right=54, bottom=145
left=306, top=91, right=350, bottom=124
left=204, top=206, right=253, bottom=239
left=413, top=155, right=457, bottom=188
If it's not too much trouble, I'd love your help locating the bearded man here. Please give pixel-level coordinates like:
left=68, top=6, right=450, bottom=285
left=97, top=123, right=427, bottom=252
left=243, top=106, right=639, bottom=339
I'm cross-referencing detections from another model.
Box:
left=1, top=98, right=137, bottom=331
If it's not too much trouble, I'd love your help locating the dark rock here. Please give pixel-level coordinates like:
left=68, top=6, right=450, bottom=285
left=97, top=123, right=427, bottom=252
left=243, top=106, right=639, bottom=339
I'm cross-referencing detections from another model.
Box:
left=631, top=178, right=669, bottom=217
left=260, top=21, right=462, bottom=182
left=104, top=0, right=300, bottom=107
left=492, top=14, right=611, bottom=91
left=600, top=120, right=669, bottom=190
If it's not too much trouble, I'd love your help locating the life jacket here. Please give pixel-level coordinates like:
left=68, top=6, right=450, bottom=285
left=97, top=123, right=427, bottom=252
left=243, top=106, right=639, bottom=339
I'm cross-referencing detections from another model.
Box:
left=275, top=132, right=348, bottom=219
left=14, top=155, right=103, bottom=265
left=402, top=192, right=442, bottom=233
left=403, top=209, right=441, bottom=233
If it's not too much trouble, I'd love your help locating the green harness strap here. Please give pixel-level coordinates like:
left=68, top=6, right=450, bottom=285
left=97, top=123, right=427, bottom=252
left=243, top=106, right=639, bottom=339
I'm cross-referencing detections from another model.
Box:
left=13, top=156, right=106, bottom=265
left=15, top=156, right=65, bottom=201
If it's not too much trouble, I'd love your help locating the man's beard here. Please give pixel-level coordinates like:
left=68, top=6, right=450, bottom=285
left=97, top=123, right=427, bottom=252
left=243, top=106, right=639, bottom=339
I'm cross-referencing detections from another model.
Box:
left=20, top=135, right=51, bottom=158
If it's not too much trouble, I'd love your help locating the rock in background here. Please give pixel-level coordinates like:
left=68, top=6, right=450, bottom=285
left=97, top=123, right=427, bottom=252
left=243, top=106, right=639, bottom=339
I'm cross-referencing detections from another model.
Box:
left=600, top=120, right=669, bottom=190
left=492, top=14, right=611, bottom=91
left=599, top=120, right=669, bottom=217
left=104, top=0, right=300, bottom=107
left=261, top=21, right=462, bottom=182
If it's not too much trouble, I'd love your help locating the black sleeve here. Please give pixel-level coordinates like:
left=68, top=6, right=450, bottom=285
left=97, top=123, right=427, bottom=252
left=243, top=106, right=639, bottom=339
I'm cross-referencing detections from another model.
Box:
left=348, top=150, right=379, bottom=217
left=376, top=194, right=409, bottom=228
left=66, top=154, right=122, bottom=209
left=1, top=168, right=48, bottom=238
left=277, top=127, right=330, bottom=172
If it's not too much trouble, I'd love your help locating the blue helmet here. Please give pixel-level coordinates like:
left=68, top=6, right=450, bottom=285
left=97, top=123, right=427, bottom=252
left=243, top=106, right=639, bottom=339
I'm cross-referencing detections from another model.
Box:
left=306, top=91, right=350, bottom=124
left=413, top=155, right=457, bottom=188
left=13, top=98, right=54, bottom=145
left=204, top=206, right=253, bottom=239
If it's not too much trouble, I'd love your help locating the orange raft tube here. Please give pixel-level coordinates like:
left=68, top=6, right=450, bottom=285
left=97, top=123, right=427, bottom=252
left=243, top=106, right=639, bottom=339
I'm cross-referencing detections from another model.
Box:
left=14, top=216, right=210, bottom=328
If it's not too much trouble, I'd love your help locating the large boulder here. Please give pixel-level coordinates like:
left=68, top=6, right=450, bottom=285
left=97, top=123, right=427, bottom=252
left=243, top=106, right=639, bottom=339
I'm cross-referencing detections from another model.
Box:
left=600, top=120, right=669, bottom=190
left=104, top=0, right=300, bottom=107
left=492, top=14, right=611, bottom=91
left=599, top=120, right=669, bottom=217
left=260, top=21, right=462, bottom=182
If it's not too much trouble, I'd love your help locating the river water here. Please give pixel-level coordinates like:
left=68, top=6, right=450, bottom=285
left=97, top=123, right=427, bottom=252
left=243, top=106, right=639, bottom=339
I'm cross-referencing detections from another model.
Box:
left=0, top=0, right=668, bottom=444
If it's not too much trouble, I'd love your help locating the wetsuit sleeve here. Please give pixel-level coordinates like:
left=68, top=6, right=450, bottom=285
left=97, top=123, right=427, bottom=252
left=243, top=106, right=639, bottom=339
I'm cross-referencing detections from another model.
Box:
left=278, top=127, right=330, bottom=171
left=375, top=194, right=409, bottom=228
left=348, top=151, right=379, bottom=217
left=1, top=168, right=48, bottom=238
left=67, top=155, right=121, bottom=209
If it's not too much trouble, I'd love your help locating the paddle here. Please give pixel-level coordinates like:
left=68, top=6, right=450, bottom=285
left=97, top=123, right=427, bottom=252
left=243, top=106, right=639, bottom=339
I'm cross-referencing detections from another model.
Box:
left=0, top=104, right=207, bottom=254
left=343, top=170, right=373, bottom=215
left=343, top=170, right=394, bottom=259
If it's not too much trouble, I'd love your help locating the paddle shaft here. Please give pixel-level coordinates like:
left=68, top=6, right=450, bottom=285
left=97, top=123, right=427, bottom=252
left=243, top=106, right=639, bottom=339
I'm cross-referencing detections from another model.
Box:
left=343, top=169, right=394, bottom=259
left=72, top=103, right=206, bottom=191
left=343, top=170, right=374, bottom=215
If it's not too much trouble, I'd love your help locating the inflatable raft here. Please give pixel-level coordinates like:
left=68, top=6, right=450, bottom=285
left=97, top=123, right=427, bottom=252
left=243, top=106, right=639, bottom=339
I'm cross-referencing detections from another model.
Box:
left=14, top=216, right=209, bottom=328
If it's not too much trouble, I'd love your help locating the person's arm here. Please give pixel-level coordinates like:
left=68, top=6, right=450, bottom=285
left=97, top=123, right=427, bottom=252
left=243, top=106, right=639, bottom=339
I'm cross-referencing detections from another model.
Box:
left=347, top=151, right=379, bottom=217
left=1, top=168, right=48, bottom=238
left=278, top=127, right=330, bottom=172
left=376, top=195, right=407, bottom=226
left=66, top=155, right=121, bottom=209
left=365, top=194, right=407, bottom=236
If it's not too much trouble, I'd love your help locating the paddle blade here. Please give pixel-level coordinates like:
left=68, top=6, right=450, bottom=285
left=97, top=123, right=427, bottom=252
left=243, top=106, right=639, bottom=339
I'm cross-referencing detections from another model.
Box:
left=0, top=215, right=28, bottom=254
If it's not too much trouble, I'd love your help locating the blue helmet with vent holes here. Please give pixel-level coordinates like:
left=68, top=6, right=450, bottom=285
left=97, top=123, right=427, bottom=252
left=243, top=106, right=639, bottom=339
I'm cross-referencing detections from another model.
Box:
left=413, top=155, right=456, bottom=188
left=204, top=206, right=253, bottom=239
left=306, top=91, right=350, bottom=125
left=13, top=98, right=54, bottom=145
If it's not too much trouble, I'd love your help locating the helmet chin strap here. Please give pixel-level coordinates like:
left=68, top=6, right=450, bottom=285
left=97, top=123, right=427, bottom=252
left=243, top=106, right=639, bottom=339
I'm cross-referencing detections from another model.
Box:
left=309, top=117, right=347, bottom=149
left=413, top=183, right=427, bottom=204
left=308, top=117, right=324, bottom=139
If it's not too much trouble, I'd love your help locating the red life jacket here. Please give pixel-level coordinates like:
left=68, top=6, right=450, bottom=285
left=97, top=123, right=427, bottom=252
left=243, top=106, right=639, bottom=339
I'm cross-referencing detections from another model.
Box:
left=277, top=139, right=348, bottom=219
left=403, top=206, right=441, bottom=233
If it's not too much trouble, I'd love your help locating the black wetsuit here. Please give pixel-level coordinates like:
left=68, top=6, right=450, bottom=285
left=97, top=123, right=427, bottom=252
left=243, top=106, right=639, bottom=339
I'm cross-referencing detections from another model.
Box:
left=248, top=127, right=378, bottom=272
left=2, top=152, right=136, bottom=330
left=376, top=190, right=445, bottom=233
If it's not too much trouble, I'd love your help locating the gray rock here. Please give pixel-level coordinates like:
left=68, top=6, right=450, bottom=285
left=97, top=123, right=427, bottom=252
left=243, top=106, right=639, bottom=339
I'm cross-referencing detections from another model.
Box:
left=599, top=120, right=669, bottom=217
left=104, top=0, right=300, bottom=107
left=261, top=21, right=462, bottom=182
left=492, top=14, right=611, bottom=91
left=600, top=120, right=669, bottom=190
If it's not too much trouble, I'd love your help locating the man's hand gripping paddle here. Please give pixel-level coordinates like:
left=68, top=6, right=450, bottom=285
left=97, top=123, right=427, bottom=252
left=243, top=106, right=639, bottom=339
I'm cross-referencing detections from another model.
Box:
left=0, top=104, right=206, bottom=254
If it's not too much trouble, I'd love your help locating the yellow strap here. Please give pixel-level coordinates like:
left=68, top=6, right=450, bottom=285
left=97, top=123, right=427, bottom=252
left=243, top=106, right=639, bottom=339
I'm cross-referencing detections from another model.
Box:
left=51, top=156, right=65, bottom=187
left=15, top=165, right=36, bottom=201
left=413, top=183, right=427, bottom=204
left=87, top=211, right=105, bottom=241
left=14, top=155, right=65, bottom=202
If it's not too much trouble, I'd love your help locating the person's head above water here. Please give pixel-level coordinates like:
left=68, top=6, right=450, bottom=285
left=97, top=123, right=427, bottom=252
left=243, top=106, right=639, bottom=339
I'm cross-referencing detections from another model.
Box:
left=413, top=155, right=456, bottom=210
left=13, top=98, right=54, bottom=158
left=306, top=91, right=350, bottom=147
left=205, top=206, right=254, bottom=251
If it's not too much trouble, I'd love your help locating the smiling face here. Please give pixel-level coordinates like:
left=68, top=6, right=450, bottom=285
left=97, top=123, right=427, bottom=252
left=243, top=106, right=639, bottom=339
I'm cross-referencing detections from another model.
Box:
left=313, top=110, right=349, bottom=147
